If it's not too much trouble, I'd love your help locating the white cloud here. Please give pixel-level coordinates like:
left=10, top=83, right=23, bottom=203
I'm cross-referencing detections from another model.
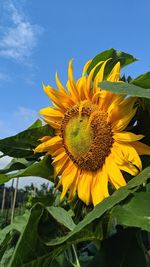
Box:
left=0, top=0, right=43, bottom=62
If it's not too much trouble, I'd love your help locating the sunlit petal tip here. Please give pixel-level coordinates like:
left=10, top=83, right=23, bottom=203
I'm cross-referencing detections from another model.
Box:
left=33, top=146, right=41, bottom=154
left=42, top=82, right=46, bottom=90
left=82, top=59, right=92, bottom=76
left=68, top=58, right=74, bottom=70
left=55, top=71, right=67, bottom=94
left=42, top=83, right=51, bottom=95
left=132, top=141, right=150, bottom=156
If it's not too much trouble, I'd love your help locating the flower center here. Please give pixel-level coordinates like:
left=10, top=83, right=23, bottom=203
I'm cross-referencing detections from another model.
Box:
left=61, top=102, right=113, bottom=171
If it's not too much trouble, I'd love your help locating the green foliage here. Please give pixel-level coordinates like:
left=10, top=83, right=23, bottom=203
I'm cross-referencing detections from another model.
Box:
left=0, top=121, right=54, bottom=159
left=87, top=48, right=137, bottom=79
left=0, top=158, right=33, bottom=174
left=100, top=81, right=150, bottom=99
left=44, top=167, right=150, bottom=247
left=0, top=155, right=53, bottom=185
left=111, top=191, right=150, bottom=232
left=88, top=229, right=149, bottom=267
left=131, top=72, right=150, bottom=88
left=1, top=167, right=150, bottom=266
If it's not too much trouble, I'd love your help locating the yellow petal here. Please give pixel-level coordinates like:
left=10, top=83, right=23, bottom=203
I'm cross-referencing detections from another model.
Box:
left=39, top=107, right=63, bottom=118
left=82, top=60, right=92, bottom=76
left=115, top=142, right=142, bottom=171
left=105, top=155, right=126, bottom=189
left=76, top=77, right=87, bottom=100
left=52, top=150, right=67, bottom=164
left=60, top=162, right=78, bottom=200
left=107, top=95, right=125, bottom=114
left=78, top=171, right=93, bottom=205
left=43, top=84, right=72, bottom=111
left=93, top=58, right=112, bottom=92
left=91, top=166, right=109, bottom=206
left=66, top=80, right=79, bottom=103
left=43, top=116, right=61, bottom=129
left=107, top=62, right=120, bottom=82
left=112, top=107, right=137, bottom=132
left=34, top=136, right=62, bottom=153
left=108, top=97, right=136, bottom=124
left=119, top=163, right=139, bottom=176
left=55, top=72, right=67, bottom=94
left=52, top=147, right=65, bottom=157
left=53, top=154, right=70, bottom=178
left=68, top=176, right=79, bottom=201
left=113, top=132, right=144, bottom=142
left=67, top=60, right=80, bottom=102
left=100, top=91, right=116, bottom=112
left=87, top=61, right=104, bottom=94
left=131, top=141, right=150, bottom=155
left=39, top=136, right=51, bottom=142
left=111, top=145, right=139, bottom=176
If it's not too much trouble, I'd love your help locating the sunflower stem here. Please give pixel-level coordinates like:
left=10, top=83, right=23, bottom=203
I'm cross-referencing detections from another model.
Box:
left=72, top=244, right=81, bottom=267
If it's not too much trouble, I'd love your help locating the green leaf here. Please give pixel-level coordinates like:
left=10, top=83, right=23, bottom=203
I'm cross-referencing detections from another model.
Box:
left=111, top=191, right=150, bottom=232
left=0, top=212, right=30, bottom=266
left=8, top=204, right=50, bottom=267
left=88, top=229, right=149, bottom=267
left=87, top=48, right=137, bottom=78
left=45, top=167, right=150, bottom=246
left=0, top=155, right=54, bottom=185
left=47, top=207, right=76, bottom=231
left=0, top=211, right=29, bottom=246
left=0, top=174, right=10, bottom=184
left=0, top=122, right=54, bottom=159
left=131, top=72, right=150, bottom=115
left=100, top=81, right=150, bottom=99
left=8, top=204, right=74, bottom=267
left=0, top=158, right=33, bottom=174
left=131, top=72, right=150, bottom=89
left=20, top=251, right=72, bottom=267
left=27, top=119, right=42, bottom=129
left=31, top=194, right=56, bottom=207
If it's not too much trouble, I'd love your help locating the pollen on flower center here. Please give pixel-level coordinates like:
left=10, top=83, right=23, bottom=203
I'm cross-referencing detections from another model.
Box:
left=61, top=102, right=113, bottom=171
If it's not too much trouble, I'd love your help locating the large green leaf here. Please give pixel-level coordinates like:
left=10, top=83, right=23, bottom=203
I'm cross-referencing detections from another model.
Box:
left=131, top=72, right=150, bottom=89
left=88, top=229, right=149, bottom=267
left=45, top=167, right=150, bottom=246
left=111, top=191, right=150, bottom=232
left=22, top=252, right=72, bottom=267
left=131, top=72, right=150, bottom=115
left=0, top=158, right=33, bottom=174
left=0, top=122, right=54, bottom=159
left=87, top=48, right=137, bottom=79
left=47, top=207, right=76, bottom=231
left=0, top=212, right=30, bottom=266
left=0, top=211, right=29, bottom=246
left=126, top=167, right=150, bottom=188
left=100, top=81, right=150, bottom=99
left=8, top=204, right=76, bottom=267
left=0, top=155, right=53, bottom=185
left=0, top=174, right=10, bottom=184
left=27, top=119, right=42, bottom=129
left=8, top=204, right=50, bottom=267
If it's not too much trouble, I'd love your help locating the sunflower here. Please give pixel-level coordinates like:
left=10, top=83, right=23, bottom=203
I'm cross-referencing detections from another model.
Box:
left=35, top=59, right=150, bottom=206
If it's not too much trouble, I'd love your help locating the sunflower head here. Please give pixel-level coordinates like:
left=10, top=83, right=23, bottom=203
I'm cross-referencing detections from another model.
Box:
left=35, top=58, right=150, bottom=206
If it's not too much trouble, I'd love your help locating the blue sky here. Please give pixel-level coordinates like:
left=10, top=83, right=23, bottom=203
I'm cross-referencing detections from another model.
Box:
left=0, top=0, right=150, bottom=186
